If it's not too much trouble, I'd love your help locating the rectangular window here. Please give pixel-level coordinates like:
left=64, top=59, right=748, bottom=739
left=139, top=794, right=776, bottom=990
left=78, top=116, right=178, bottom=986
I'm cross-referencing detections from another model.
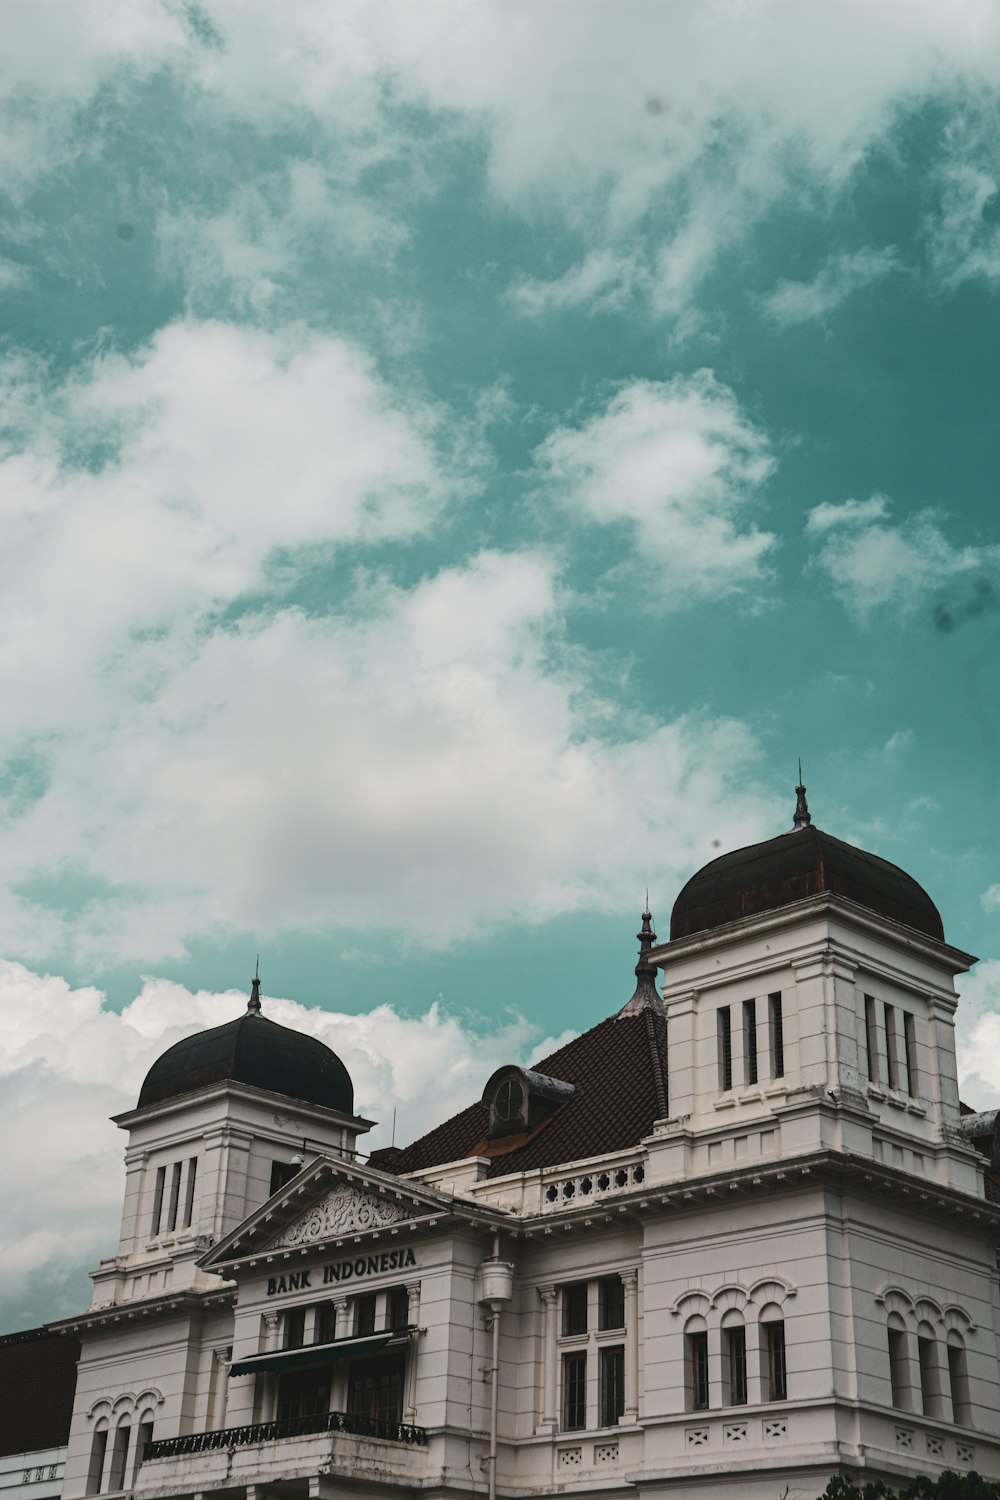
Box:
left=284, top=1308, right=306, bottom=1349
left=888, top=1324, right=909, bottom=1408
left=387, top=1286, right=409, bottom=1331
left=599, top=1277, right=624, bottom=1331
left=599, top=1346, right=625, bottom=1428
left=864, top=995, right=878, bottom=1083
left=150, top=1166, right=166, bottom=1237
left=765, top=1322, right=787, bottom=1402
left=884, top=1003, right=898, bottom=1091
left=724, top=1325, right=748, bottom=1406
left=108, top=1425, right=131, bottom=1491
left=347, top=1353, right=405, bottom=1426
left=354, top=1293, right=377, bottom=1337
left=277, top=1368, right=331, bottom=1422
left=86, top=1431, right=108, bottom=1496
left=181, top=1157, right=198, bottom=1229
left=688, top=1331, right=709, bottom=1411
left=718, top=1007, right=733, bottom=1091
left=769, top=993, right=784, bottom=1079
left=165, top=1160, right=182, bottom=1233
left=316, top=1303, right=337, bottom=1345
left=134, top=1421, right=153, bottom=1479
left=562, top=1282, right=588, bottom=1336
left=269, top=1159, right=299, bottom=1197
left=743, top=1000, right=758, bottom=1085
left=562, top=1352, right=587, bottom=1430
left=903, top=1012, right=917, bottom=1097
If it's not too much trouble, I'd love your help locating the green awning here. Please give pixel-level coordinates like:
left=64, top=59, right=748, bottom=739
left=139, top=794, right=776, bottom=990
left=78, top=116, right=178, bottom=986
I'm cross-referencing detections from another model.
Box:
left=230, top=1332, right=403, bottom=1378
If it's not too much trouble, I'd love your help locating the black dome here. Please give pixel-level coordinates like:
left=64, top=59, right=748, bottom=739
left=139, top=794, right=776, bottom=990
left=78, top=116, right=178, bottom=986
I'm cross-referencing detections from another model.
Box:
left=137, top=999, right=355, bottom=1113
left=670, top=822, right=944, bottom=943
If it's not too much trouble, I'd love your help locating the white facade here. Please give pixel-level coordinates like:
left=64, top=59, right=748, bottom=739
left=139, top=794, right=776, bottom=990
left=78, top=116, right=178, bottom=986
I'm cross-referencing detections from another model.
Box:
left=52, top=881, right=1000, bottom=1500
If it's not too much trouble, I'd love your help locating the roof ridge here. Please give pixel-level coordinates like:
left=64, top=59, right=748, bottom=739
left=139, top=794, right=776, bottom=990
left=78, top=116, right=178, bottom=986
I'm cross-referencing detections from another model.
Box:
left=644, top=1007, right=668, bottom=1118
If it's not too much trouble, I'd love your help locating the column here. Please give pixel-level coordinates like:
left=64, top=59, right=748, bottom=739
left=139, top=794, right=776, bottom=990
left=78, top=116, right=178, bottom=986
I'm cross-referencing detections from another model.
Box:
left=211, top=1348, right=231, bottom=1432
left=329, top=1299, right=350, bottom=1413
left=537, top=1287, right=558, bottom=1434
left=404, top=1282, right=421, bottom=1422
left=621, top=1270, right=639, bottom=1423
left=260, top=1313, right=281, bottom=1421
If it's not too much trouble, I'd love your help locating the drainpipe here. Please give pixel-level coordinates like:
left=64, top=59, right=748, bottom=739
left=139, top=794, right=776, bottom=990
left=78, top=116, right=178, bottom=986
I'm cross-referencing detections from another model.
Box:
left=476, top=1236, right=513, bottom=1500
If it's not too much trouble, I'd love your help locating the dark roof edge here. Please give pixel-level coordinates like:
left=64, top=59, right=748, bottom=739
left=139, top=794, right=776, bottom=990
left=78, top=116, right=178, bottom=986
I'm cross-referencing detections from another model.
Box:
left=112, top=1080, right=375, bottom=1130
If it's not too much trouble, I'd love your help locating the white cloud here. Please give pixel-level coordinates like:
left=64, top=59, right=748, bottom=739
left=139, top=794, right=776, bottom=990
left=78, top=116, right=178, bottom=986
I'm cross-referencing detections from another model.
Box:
left=761, top=246, right=899, bottom=326
left=509, top=251, right=641, bottom=318
left=956, top=959, right=1000, bottom=1109
left=982, top=884, right=1000, bottom=912
left=0, top=958, right=568, bottom=1325
left=806, top=496, right=1000, bottom=623
left=534, top=372, right=776, bottom=603
left=925, top=108, right=1000, bottom=289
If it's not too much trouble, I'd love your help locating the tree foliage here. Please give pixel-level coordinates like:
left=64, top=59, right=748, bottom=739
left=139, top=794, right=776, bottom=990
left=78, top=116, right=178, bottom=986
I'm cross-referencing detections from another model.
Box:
left=819, top=1474, right=1000, bottom=1500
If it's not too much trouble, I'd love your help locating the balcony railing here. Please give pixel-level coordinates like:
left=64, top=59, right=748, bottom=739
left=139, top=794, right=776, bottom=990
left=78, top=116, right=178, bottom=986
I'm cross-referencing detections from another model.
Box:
left=143, top=1410, right=428, bottom=1460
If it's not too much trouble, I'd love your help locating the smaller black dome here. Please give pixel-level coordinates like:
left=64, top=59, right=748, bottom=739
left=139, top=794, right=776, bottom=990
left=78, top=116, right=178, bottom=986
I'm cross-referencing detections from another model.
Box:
left=138, top=1002, right=354, bottom=1114
left=671, top=823, right=944, bottom=943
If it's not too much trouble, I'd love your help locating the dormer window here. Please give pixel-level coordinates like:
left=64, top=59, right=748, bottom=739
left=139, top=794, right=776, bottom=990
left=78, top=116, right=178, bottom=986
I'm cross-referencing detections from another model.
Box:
left=483, top=1066, right=575, bottom=1140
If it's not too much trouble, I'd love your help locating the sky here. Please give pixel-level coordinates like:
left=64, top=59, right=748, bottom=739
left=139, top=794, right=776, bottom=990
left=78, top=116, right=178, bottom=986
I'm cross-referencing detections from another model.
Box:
left=1, top=0, right=999, bottom=1332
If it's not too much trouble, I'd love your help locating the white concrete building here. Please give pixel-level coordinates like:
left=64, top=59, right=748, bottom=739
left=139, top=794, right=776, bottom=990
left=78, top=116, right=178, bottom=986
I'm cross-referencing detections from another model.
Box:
left=51, top=782, right=1000, bottom=1499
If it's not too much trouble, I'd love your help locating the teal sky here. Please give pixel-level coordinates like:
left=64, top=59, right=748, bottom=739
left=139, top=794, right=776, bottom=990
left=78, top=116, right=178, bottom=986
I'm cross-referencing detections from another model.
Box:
left=2, top=2, right=1000, bottom=1330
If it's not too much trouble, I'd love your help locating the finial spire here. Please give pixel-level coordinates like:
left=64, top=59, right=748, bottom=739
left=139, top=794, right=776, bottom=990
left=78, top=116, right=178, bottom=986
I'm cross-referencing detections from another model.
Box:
left=248, top=955, right=262, bottom=1014
left=618, top=901, right=664, bottom=1015
left=793, top=763, right=811, bottom=831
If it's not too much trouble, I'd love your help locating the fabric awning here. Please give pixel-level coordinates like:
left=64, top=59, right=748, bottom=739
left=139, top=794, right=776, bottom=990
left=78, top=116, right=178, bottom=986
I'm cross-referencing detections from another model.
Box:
left=230, top=1331, right=405, bottom=1378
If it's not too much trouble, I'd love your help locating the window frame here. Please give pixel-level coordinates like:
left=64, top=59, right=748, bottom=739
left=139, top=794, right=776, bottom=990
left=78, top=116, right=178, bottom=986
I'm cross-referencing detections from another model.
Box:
left=562, top=1350, right=587, bottom=1431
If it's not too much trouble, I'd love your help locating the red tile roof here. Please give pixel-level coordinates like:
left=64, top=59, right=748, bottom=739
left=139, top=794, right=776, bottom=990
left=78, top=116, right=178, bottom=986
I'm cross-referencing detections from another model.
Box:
left=371, top=1007, right=668, bottom=1179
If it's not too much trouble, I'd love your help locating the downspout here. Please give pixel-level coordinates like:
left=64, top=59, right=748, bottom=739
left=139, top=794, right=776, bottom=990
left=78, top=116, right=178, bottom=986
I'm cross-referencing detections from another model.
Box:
left=477, top=1234, right=513, bottom=1500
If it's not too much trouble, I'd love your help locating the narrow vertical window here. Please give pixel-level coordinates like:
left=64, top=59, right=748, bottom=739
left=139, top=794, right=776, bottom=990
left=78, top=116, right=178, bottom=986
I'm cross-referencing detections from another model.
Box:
left=686, top=1326, right=709, bottom=1411
left=718, top=1007, right=733, bottom=1091
left=765, top=1321, right=787, bottom=1401
left=182, top=1157, right=198, bottom=1229
left=150, top=1166, right=166, bottom=1237
left=354, top=1293, right=377, bottom=1336
left=864, top=996, right=878, bottom=1083
left=133, top=1418, right=153, bottom=1480
left=387, top=1286, right=409, bottom=1330
left=769, top=993, right=784, bottom=1079
left=165, top=1160, right=182, bottom=1233
left=903, top=1012, right=917, bottom=1097
left=316, top=1303, right=337, bottom=1344
left=947, top=1337, right=970, bottom=1426
left=285, top=1308, right=306, bottom=1349
left=599, top=1346, right=625, bottom=1427
left=107, top=1423, right=130, bottom=1491
left=888, top=1317, right=909, bottom=1408
left=599, top=1276, right=624, bottom=1330
left=723, top=1319, right=747, bottom=1405
left=884, top=1003, right=898, bottom=1090
left=86, top=1429, right=108, bottom=1495
left=562, top=1282, right=588, bottom=1336
left=743, top=1000, right=758, bottom=1086
left=917, top=1325, right=941, bottom=1418
left=562, top=1352, right=587, bottom=1430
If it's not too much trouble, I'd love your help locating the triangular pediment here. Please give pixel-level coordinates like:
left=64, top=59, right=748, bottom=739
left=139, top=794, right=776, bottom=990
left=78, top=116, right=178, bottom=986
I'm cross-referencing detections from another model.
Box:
left=200, top=1156, right=507, bottom=1273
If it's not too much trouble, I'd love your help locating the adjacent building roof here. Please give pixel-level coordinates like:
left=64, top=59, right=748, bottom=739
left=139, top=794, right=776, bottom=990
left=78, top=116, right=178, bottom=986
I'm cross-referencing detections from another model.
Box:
left=670, top=811, right=944, bottom=943
left=0, top=1327, right=79, bottom=1458
left=137, top=978, right=355, bottom=1114
left=372, top=1004, right=668, bottom=1178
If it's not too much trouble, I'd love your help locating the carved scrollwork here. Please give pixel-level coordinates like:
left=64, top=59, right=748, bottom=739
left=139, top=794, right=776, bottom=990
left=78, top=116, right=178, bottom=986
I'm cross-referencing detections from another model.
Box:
left=269, top=1186, right=411, bottom=1247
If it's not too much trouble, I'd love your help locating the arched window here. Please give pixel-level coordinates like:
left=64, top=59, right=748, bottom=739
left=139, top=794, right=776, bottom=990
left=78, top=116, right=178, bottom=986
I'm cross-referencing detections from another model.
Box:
left=720, top=1310, right=747, bottom=1406
left=947, top=1331, right=971, bottom=1427
left=917, top=1321, right=942, bottom=1418
left=759, top=1302, right=787, bottom=1402
left=132, top=1410, right=155, bottom=1482
left=86, top=1423, right=108, bottom=1497
left=684, top=1315, right=709, bottom=1412
left=107, top=1419, right=131, bottom=1492
left=887, top=1313, right=910, bottom=1410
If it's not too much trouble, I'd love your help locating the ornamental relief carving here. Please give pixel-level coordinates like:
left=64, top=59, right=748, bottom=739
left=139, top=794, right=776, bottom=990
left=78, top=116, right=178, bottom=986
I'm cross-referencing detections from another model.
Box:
left=268, top=1186, right=412, bottom=1248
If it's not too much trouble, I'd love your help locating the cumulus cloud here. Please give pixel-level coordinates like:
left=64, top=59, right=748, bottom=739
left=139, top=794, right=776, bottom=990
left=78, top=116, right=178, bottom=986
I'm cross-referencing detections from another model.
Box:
left=0, top=959, right=567, bottom=1327
left=806, top=496, right=1000, bottom=623
left=956, top=959, right=1000, bottom=1108
left=534, top=373, right=776, bottom=602
left=761, top=246, right=899, bottom=326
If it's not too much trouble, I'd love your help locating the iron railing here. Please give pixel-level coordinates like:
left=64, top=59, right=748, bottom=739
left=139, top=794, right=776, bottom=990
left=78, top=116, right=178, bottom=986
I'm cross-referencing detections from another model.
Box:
left=143, top=1409, right=427, bottom=1460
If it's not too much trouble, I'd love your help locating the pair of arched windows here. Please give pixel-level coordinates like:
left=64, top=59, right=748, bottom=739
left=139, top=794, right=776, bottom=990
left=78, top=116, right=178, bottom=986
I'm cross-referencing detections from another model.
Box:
left=86, top=1395, right=159, bottom=1495
left=683, top=1303, right=786, bottom=1411
left=887, top=1314, right=971, bottom=1426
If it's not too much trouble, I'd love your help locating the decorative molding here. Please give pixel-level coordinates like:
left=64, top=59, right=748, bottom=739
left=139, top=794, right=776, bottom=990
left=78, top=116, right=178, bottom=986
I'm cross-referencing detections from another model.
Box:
left=267, top=1185, right=412, bottom=1248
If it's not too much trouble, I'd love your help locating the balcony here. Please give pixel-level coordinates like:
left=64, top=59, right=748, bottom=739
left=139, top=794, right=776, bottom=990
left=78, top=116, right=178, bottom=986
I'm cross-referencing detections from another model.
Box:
left=144, top=1411, right=427, bottom=1460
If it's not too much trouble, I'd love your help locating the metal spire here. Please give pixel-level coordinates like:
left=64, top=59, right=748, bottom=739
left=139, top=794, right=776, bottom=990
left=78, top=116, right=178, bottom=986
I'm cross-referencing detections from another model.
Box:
left=793, top=761, right=812, bottom=831
left=618, top=902, right=665, bottom=1015
left=248, top=955, right=262, bottom=1014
